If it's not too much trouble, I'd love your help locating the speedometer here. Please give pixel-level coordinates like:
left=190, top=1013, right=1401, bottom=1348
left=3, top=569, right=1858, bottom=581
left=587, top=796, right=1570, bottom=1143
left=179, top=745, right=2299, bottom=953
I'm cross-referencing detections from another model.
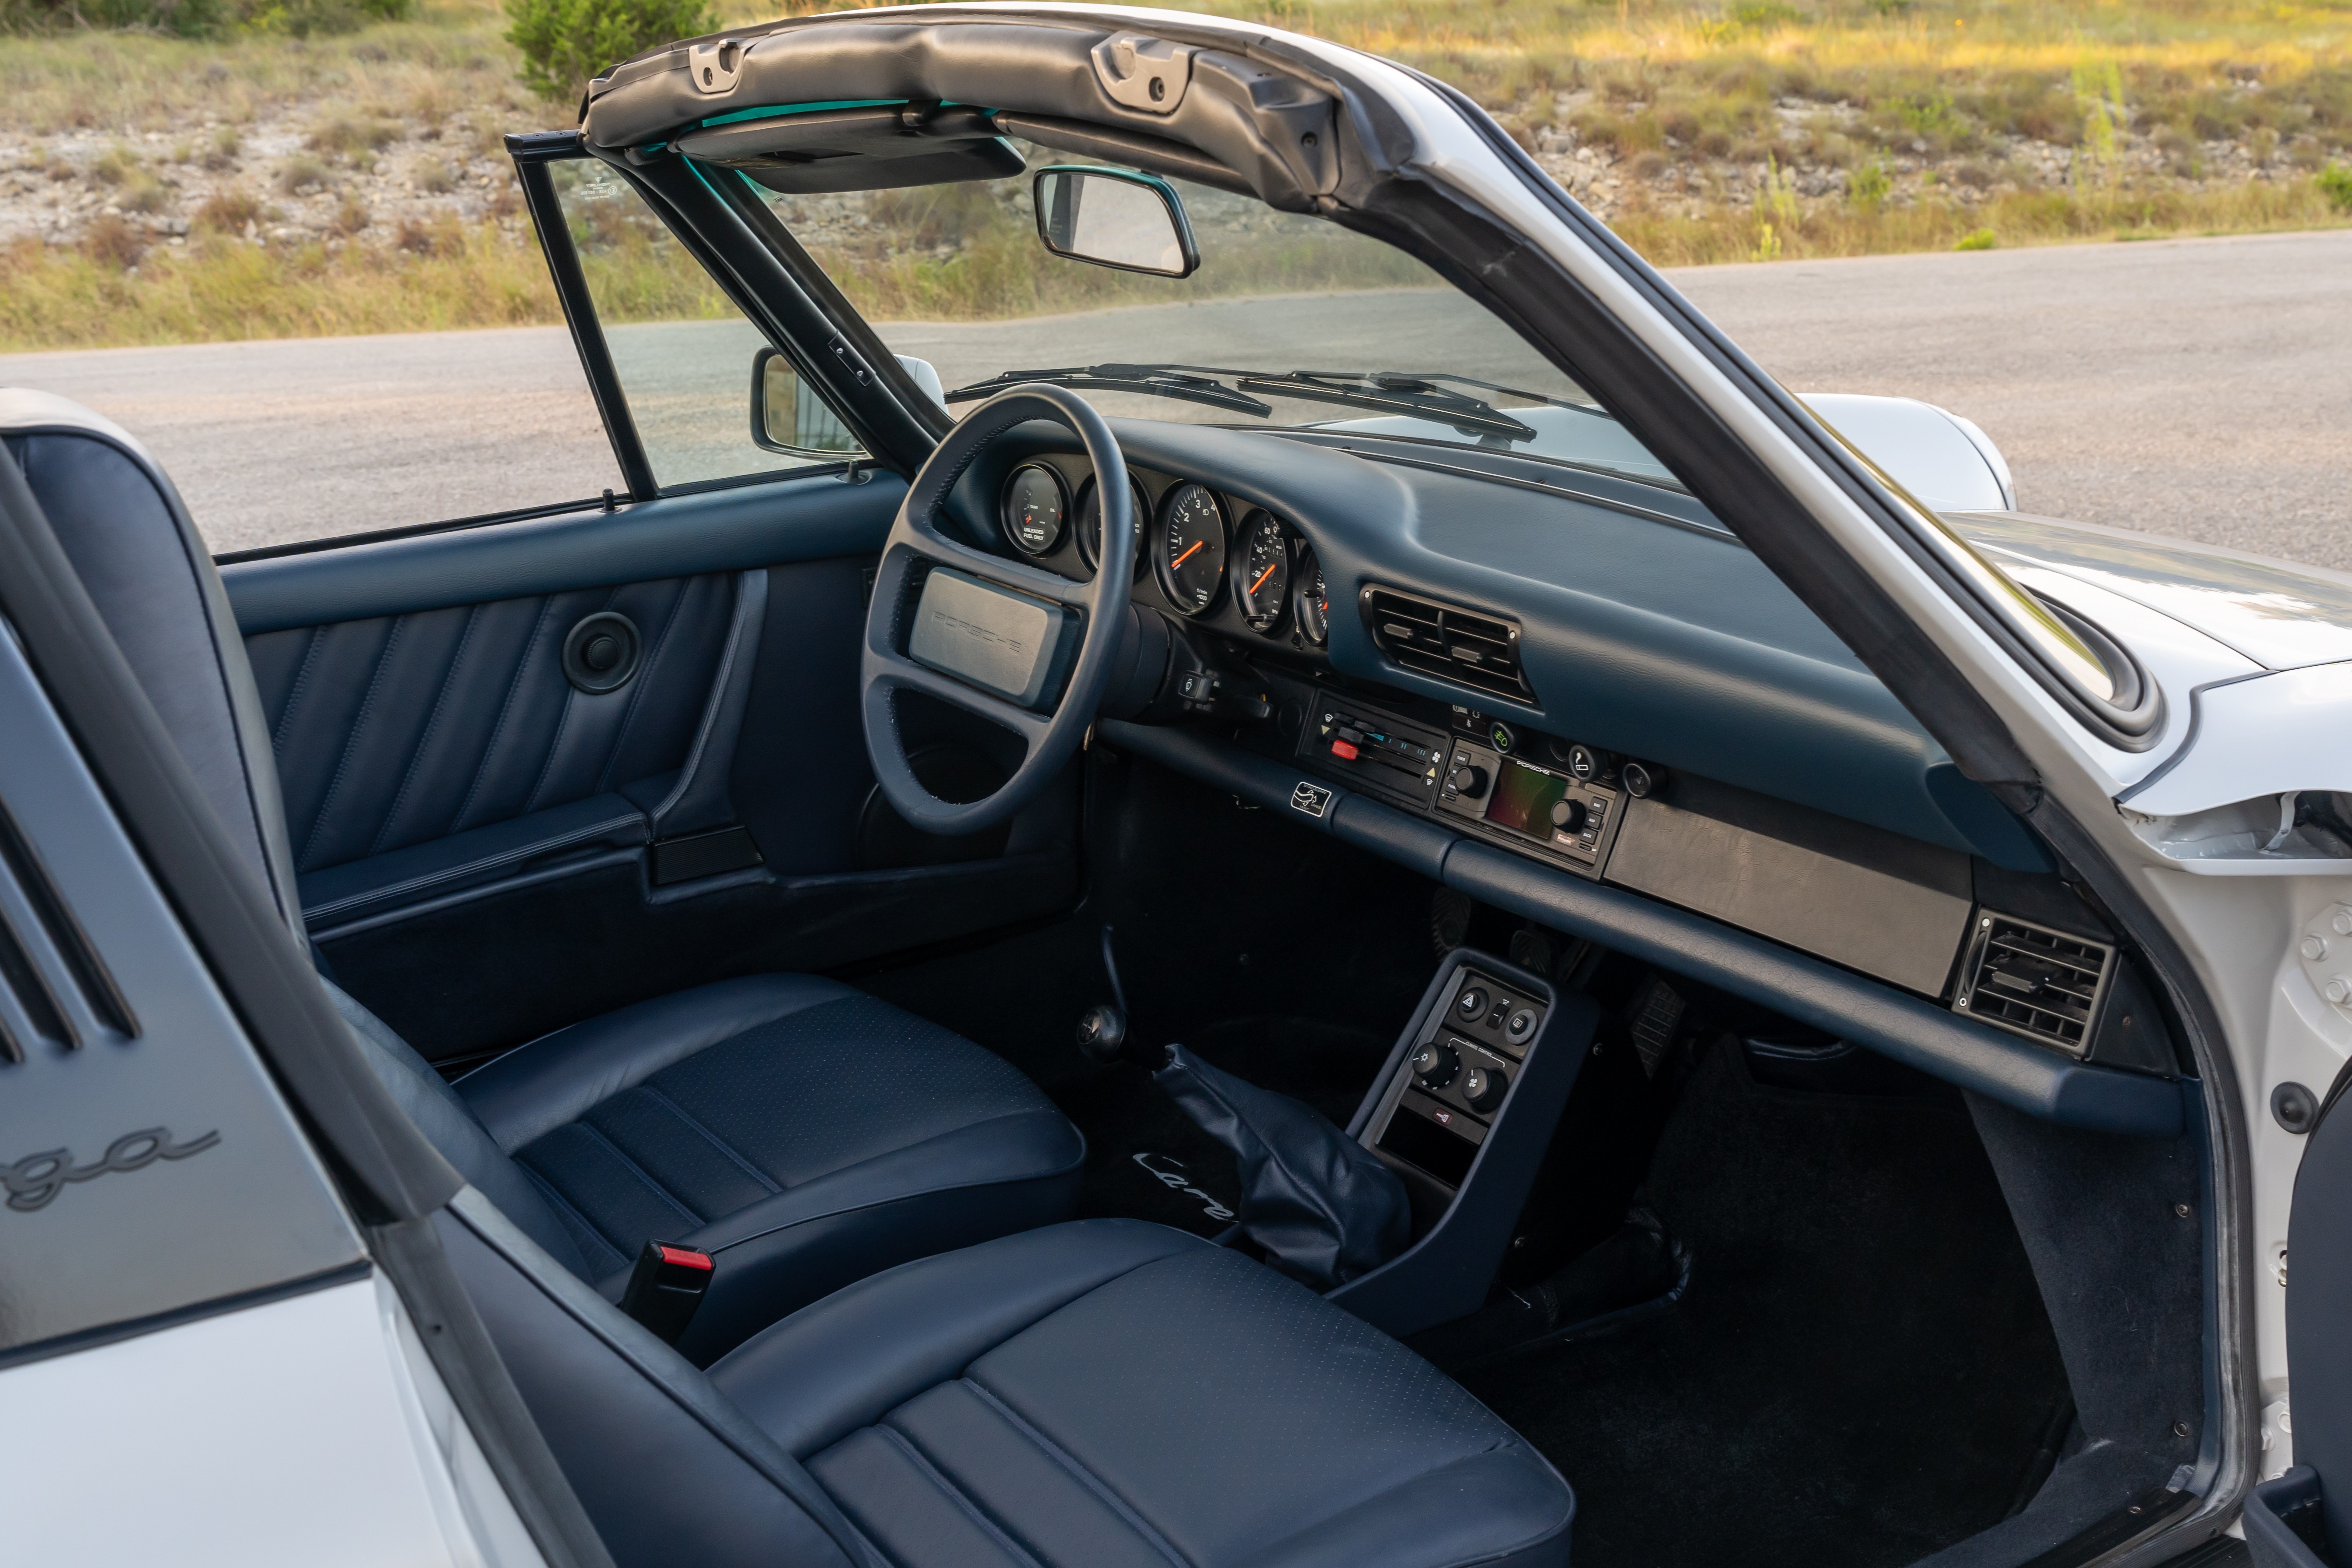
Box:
left=1155, top=482, right=1226, bottom=615
left=1293, top=546, right=1329, bottom=646
left=1232, top=510, right=1289, bottom=632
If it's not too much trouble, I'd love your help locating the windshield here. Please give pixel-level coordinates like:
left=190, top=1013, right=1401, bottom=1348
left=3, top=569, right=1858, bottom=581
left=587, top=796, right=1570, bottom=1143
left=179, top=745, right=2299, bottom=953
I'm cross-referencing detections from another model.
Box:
left=749, top=159, right=1682, bottom=491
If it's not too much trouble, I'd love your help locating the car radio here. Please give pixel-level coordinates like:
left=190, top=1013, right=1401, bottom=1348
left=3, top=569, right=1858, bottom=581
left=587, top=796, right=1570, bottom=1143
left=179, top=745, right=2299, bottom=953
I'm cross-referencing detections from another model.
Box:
left=1290, top=690, right=1627, bottom=878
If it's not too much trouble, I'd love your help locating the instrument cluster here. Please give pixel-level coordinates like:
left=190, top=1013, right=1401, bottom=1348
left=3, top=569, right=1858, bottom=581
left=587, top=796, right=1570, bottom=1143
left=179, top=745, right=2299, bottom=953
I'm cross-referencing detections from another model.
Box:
left=992, top=457, right=1330, bottom=652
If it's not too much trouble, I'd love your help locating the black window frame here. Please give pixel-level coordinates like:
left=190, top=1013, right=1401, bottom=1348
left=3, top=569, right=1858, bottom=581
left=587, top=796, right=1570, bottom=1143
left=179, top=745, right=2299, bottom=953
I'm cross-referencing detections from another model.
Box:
left=511, top=130, right=941, bottom=499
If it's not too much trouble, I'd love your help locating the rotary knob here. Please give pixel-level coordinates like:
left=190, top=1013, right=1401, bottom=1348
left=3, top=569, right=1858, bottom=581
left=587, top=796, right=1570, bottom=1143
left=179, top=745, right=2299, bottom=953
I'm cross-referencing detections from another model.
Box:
left=1460, top=1064, right=1507, bottom=1111
left=1550, top=797, right=1588, bottom=834
left=1448, top=765, right=1489, bottom=798
left=1411, top=1038, right=1461, bottom=1090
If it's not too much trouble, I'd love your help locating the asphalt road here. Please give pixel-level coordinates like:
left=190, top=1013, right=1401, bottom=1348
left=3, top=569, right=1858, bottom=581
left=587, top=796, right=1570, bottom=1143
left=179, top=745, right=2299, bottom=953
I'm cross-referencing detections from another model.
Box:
left=0, top=227, right=2345, bottom=567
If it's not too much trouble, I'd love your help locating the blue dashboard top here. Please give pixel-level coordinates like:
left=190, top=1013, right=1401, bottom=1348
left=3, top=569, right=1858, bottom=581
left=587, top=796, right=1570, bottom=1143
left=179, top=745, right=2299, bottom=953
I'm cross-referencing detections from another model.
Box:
left=1077, top=418, right=2035, bottom=869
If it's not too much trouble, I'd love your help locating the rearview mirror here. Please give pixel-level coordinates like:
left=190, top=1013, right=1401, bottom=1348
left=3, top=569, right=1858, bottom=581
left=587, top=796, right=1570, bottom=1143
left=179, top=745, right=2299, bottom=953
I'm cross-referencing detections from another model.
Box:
left=750, top=346, right=864, bottom=456
left=1032, top=166, right=1199, bottom=278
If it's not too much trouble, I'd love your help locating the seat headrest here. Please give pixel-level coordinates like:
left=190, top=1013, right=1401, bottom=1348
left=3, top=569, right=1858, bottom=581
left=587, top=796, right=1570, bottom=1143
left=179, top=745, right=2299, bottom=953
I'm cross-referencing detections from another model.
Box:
left=0, top=388, right=304, bottom=934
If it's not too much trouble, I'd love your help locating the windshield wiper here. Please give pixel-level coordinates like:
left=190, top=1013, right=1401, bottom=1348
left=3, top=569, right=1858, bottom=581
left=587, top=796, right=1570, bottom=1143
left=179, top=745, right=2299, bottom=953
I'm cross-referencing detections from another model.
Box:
left=943, top=364, right=1273, bottom=418
left=1231, top=371, right=1538, bottom=443
left=941, top=364, right=1582, bottom=445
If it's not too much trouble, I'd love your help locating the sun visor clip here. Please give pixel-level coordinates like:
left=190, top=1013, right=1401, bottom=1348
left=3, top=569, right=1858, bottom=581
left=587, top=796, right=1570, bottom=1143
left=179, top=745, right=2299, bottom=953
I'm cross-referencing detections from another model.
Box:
left=686, top=37, right=747, bottom=96
left=1093, top=33, right=1194, bottom=115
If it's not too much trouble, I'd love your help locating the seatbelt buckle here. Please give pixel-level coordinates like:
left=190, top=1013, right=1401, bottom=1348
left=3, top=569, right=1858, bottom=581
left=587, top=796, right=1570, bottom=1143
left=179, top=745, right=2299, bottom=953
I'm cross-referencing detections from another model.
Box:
left=618, top=1241, right=714, bottom=1343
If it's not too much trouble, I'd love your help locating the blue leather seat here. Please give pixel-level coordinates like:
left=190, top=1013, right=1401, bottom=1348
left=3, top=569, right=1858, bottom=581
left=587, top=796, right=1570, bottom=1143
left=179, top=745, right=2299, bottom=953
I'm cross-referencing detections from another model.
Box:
left=334, top=972, right=1084, bottom=1361
left=450, top=1194, right=1577, bottom=1568
left=3, top=390, right=1084, bottom=1360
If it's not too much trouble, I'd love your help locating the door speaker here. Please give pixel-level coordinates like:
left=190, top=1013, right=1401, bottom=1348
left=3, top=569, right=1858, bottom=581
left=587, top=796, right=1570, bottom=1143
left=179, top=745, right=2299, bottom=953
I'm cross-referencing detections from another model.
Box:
left=563, top=611, right=641, bottom=694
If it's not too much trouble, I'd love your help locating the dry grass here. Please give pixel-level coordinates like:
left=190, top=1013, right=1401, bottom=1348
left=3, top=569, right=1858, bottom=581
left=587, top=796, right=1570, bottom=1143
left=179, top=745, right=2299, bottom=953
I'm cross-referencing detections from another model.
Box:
left=0, top=0, right=519, bottom=136
left=0, top=222, right=556, bottom=349
left=0, top=0, right=2346, bottom=349
left=1181, top=0, right=2352, bottom=154
left=1613, top=173, right=2350, bottom=265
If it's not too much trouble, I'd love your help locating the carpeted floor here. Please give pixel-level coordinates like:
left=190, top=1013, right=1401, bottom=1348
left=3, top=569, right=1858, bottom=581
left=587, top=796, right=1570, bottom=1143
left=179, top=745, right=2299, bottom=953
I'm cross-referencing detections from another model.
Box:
left=1455, top=1038, right=2072, bottom=1568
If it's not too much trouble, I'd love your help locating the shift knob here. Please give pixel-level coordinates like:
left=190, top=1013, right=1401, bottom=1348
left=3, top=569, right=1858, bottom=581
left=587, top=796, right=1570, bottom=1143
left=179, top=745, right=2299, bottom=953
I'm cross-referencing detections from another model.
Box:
left=1076, top=1003, right=1128, bottom=1063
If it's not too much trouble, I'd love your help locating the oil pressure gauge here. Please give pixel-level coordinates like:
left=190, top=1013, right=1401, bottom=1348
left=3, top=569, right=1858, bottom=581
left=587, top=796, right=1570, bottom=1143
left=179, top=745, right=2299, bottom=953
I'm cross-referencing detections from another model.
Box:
left=1293, top=546, right=1330, bottom=646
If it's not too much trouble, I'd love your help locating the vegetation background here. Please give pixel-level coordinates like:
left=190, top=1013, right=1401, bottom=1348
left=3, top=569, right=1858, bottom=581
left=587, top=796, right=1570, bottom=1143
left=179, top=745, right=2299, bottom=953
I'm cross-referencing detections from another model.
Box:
left=0, top=0, right=2347, bottom=350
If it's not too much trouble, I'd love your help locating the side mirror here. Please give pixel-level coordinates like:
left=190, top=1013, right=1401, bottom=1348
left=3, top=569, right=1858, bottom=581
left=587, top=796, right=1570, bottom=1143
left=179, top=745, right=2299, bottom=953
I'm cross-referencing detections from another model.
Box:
left=749, top=346, right=865, bottom=456
left=1032, top=166, right=1198, bottom=278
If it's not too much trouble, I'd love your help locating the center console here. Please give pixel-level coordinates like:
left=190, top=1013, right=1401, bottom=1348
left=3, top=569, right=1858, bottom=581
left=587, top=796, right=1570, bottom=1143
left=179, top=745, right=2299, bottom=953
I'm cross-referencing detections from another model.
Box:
left=1328, top=949, right=1599, bottom=1339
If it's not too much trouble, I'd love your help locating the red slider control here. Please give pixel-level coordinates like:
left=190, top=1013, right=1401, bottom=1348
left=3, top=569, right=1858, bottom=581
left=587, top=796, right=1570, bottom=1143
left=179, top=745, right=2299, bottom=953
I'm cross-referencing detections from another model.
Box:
left=1330, top=739, right=1360, bottom=761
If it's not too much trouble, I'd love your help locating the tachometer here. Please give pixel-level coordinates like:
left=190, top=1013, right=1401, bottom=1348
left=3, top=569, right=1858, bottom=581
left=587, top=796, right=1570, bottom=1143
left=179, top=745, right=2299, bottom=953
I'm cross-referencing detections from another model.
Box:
left=1155, top=482, right=1227, bottom=615
left=1294, top=546, right=1329, bottom=646
left=1076, top=475, right=1149, bottom=579
left=1000, top=463, right=1067, bottom=556
left=1232, top=510, right=1290, bottom=632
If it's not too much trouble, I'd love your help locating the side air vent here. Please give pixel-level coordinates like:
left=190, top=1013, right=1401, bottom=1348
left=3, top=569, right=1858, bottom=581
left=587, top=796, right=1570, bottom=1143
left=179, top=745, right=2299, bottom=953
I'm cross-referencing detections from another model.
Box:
left=0, top=799, right=136, bottom=1062
left=1360, top=585, right=1536, bottom=705
left=1953, top=911, right=2113, bottom=1054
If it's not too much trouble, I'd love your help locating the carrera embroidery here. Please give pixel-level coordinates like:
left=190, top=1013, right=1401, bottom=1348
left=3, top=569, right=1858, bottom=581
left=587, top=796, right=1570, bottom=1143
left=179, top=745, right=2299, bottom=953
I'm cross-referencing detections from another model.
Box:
left=2, top=1128, right=222, bottom=1212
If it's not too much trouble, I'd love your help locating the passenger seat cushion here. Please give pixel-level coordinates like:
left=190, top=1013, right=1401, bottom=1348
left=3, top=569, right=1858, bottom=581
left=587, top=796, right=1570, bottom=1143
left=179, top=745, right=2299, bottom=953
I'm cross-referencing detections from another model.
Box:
left=458, top=975, right=1087, bottom=1357
left=714, top=1222, right=1576, bottom=1568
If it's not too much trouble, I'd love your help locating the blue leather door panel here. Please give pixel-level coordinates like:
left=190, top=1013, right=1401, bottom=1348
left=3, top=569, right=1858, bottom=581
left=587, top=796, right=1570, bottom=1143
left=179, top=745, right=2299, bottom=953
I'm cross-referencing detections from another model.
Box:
left=230, top=473, right=1081, bottom=1060
left=249, top=573, right=734, bottom=882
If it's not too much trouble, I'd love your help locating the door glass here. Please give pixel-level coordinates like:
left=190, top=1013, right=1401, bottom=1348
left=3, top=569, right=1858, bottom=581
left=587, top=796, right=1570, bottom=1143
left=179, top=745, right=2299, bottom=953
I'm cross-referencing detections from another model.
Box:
left=549, top=159, right=862, bottom=490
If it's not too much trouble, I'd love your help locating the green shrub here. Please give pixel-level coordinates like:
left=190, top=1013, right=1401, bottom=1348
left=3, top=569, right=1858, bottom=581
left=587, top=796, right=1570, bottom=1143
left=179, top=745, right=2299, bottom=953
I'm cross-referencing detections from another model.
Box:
left=1953, top=227, right=1998, bottom=250
left=2321, top=163, right=2352, bottom=212
left=504, top=0, right=712, bottom=105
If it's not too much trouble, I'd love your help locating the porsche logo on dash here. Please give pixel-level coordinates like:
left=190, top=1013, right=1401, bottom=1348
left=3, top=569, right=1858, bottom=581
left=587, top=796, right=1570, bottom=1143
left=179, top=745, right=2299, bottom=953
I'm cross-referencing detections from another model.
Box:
left=2, top=1127, right=221, bottom=1213
left=1290, top=781, right=1334, bottom=818
left=925, top=608, right=1031, bottom=660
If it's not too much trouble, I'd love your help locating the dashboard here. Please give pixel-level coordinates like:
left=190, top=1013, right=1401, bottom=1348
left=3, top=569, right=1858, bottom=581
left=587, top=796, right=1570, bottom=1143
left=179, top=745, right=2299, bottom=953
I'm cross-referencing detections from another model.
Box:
left=936, top=414, right=2168, bottom=1081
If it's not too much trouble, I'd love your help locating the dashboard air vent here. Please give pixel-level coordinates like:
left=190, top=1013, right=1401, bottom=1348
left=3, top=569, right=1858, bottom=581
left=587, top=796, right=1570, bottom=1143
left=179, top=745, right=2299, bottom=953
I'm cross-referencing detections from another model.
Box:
left=1954, top=912, right=2113, bottom=1054
left=1361, top=586, right=1535, bottom=704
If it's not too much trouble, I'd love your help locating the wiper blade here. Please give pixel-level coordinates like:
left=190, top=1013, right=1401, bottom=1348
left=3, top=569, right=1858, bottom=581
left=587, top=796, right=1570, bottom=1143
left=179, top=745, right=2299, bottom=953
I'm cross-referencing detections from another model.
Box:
left=943, top=365, right=1273, bottom=418
left=1231, top=371, right=1538, bottom=443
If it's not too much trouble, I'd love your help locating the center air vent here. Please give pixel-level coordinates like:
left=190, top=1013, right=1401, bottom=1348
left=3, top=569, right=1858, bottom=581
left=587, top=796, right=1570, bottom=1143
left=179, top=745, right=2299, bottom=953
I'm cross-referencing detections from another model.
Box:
left=1361, top=586, right=1535, bottom=705
left=1954, top=912, right=2114, bottom=1054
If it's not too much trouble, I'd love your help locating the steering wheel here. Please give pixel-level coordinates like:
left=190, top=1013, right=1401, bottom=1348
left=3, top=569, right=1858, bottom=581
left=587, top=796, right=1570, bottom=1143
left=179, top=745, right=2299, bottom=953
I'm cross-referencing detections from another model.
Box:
left=861, top=384, right=1137, bottom=836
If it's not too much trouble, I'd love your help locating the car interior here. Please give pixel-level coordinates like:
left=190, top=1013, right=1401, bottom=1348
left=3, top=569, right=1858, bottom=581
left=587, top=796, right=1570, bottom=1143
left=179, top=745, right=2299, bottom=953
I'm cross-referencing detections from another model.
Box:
left=0, top=19, right=2224, bottom=1568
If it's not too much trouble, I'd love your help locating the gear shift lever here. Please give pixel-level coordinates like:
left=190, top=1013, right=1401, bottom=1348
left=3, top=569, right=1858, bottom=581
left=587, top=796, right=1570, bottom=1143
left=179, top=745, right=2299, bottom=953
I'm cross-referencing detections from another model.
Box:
left=1075, top=925, right=1166, bottom=1070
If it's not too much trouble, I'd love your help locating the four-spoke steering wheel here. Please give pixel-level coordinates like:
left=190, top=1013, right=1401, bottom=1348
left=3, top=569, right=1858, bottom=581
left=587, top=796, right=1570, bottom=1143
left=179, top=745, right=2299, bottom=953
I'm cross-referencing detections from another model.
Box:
left=860, top=384, right=1137, bottom=836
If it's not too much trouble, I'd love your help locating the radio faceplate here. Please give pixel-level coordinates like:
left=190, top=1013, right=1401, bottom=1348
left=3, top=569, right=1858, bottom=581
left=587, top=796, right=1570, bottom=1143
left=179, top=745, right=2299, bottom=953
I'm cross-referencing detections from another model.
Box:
left=1291, top=689, right=1623, bottom=880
